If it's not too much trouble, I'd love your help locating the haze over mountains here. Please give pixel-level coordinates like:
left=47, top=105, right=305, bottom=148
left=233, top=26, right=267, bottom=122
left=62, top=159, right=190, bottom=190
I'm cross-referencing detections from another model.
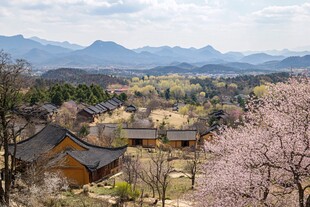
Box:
left=1, top=34, right=310, bottom=72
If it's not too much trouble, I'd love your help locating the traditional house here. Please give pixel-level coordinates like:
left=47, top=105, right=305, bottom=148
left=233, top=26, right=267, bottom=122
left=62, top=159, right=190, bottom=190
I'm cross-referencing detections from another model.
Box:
left=9, top=124, right=127, bottom=186
left=101, top=101, right=117, bottom=111
left=111, top=97, right=123, bottom=107
left=125, top=104, right=137, bottom=113
left=200, top=125, right=219, bottom=142
left=39, top=103, right=58, bottom=120
left=77, top=107, right=97, bottom=122
left=123, top=128, right=158, bottom=148
left=107, top=99, right=119, bottom=108
left=166, top=130, right=197, bottom=148
left=95, top=104, right=108, bottom=113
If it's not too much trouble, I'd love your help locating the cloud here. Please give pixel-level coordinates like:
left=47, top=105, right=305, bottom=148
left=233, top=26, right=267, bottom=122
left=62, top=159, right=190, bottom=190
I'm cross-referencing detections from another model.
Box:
left=251, top=3, right=310, bottom=24
left=1, top=0, right=310, bottom=51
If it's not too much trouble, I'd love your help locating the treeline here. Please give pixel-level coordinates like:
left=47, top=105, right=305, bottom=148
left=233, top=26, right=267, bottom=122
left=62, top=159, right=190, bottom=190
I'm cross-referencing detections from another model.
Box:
left=24, top=83, right=127, bottom=106
left=41, top=68, right=128, bottom=88
left=190, top=72, right=290, bottom=99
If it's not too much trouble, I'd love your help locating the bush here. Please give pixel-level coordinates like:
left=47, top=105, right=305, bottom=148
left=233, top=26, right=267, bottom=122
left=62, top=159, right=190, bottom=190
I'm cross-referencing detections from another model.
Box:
left=115, top=182, right=140, bottom=201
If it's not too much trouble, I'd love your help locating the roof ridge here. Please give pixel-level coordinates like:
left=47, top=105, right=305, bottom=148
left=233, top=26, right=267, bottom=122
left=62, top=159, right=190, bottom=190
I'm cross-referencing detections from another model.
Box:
left=12, top=122, right=65, bottom=145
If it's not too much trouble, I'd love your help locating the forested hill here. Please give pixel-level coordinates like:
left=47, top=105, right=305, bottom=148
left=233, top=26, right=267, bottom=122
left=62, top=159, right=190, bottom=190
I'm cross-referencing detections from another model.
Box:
left=42, top=68, right=127, bottom=87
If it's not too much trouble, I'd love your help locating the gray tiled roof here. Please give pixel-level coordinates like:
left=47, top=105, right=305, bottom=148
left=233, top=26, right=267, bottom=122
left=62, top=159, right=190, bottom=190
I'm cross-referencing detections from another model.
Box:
left=95, top=104, right=107, bottom=112
left=88, top=106, right=101, bottom=114
left=123, top=128, right=157, bottom=139
left=101, top=102, right=117, bottom=110
left=112, top=97, right=123, bottom=105
left=166, top=130, right=197, bottom=141
left=83, top=108, right=96, bottom=115
left=107, top=100, right=119, bottom=107
left=40, top=103, right=57, bottom=113
left=9, top=124, right=127, bottom=171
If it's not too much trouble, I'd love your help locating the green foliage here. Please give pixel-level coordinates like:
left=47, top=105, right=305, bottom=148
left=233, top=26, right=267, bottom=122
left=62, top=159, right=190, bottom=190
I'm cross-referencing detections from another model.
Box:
left=51, top=91, right=64, bottom=106
left=113, top=123, right=128, bottom=147
left=78, top=124, right=90, bottom=138
left=115, top=182, right=140, bottom=201
left=24, top=83, right=110, bottom=105
left=118, top=93, right=128, bottom=101
left=161, top=135, right=169, bottom=144
left=253, top=85, right=267, bottom=97
left=237, top=95, right=246, bottom=108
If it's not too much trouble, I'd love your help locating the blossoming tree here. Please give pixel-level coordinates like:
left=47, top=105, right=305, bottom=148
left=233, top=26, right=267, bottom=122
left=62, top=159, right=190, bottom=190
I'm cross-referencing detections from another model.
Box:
left=197, top=78, right=310, bottom=207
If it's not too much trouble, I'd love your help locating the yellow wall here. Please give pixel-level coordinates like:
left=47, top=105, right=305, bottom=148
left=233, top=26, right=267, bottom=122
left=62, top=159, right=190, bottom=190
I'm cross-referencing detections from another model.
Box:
left=57, top=154, right=89, bottom=186
left=52, top=136, right=87, bottom=154
left=142, top=139, right=157, bottom=148
left=168, top=140, right=196, bottom=148
left=128, top=139, right=157, bottom=148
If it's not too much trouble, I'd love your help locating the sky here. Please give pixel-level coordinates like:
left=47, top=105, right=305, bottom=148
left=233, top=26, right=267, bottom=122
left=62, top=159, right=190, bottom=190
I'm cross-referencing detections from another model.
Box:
left=0, top=0, right=310, bottom=52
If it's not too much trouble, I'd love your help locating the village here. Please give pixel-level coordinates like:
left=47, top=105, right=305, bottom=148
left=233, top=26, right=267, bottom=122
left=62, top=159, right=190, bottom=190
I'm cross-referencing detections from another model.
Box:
left=5, top=88, right=221, bottom=207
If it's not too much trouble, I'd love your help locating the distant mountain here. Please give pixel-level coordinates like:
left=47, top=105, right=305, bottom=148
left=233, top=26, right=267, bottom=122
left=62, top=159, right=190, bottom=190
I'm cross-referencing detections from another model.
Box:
left=143, top=62, right=275, bottom=76
left=175, top=62, right=196, bottom=69
left=74, top=40, right=138, bottom=59
left=276, top=55, right=310, bottom=68
left=22, top=48, right=53, bottom=64
left=30, top=36, right=84, bottom=50
left=243, top=49, right=310, bottom=57
left=223, top=52, right=244, bottom=61
left=240, top=53, right=285, bottom=64
left=133, top=45, right=227, bottom=62
left=0, top=35, right=71, bottom=56
left=1, top=34, right=310, bottom=70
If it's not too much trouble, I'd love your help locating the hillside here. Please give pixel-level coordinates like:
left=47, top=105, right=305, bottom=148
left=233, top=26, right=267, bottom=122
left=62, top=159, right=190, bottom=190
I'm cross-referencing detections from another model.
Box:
left=1, top=34, right=310, bottom=69
left=42, top=68, right=127, bottom=87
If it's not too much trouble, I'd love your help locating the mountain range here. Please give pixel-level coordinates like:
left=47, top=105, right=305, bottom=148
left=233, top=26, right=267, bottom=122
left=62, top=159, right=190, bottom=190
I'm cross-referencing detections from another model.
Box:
left=1, top=34, right=310, bottom=71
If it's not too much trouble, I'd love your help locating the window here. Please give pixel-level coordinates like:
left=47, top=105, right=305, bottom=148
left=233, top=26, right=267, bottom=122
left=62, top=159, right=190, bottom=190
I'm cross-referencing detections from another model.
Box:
left=181, top=141, right=189, bottom=147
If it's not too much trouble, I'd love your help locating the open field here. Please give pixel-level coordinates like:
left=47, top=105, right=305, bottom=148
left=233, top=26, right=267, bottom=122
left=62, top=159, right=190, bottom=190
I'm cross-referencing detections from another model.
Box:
left=149, top=109, right=196, bottom=129
left=93, top=108, right=132, bottom=125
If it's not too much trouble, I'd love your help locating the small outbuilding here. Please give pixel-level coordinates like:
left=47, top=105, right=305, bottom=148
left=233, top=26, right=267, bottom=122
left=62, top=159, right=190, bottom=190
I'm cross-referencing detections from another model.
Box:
left=123, top=128, right=158, bottom=148
left=125, top=104, right=137, bottom=113
left=200, top=125, right=219, bottom=142
left=166, top=130, right=197, bottom=148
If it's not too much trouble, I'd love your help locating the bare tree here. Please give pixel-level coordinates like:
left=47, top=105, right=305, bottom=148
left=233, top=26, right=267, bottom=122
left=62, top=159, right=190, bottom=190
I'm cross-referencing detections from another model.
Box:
left=97, top=124, right=114, bottom=147
left=122, top=153, right=140, bottom=192
left=0, top=51, right=30, bottom=206
left=183, top=146, right=201, bottom=189
left=138, top=149, right=173, bottom=207
left=12, top=152, right=68, bottom=207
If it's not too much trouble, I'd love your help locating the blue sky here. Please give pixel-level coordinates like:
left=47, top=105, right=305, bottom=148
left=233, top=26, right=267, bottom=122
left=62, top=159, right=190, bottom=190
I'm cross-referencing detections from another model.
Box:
left=0, top=0, right=310, bottom=52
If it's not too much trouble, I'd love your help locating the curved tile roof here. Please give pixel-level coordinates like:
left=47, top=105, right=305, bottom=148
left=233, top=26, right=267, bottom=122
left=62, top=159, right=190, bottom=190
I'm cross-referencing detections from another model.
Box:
left=9, top=123, right=127, bottom=171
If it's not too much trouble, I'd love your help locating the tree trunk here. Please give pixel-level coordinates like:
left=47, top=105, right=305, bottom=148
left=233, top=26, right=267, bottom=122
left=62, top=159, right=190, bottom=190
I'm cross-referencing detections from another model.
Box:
left=162, top=188, right=166, bottom=207
left=191, top=175, right=195, bottom=189
left=297, top=182, right=305, bottom=207
left=4, top=139, right=11, bottom=206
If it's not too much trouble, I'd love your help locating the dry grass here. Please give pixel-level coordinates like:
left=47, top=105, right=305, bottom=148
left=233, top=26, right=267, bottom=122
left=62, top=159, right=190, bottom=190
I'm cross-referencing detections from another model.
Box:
left=150, top=109, right=195, bottom=129
left=94, top=108, right=132, bottom=125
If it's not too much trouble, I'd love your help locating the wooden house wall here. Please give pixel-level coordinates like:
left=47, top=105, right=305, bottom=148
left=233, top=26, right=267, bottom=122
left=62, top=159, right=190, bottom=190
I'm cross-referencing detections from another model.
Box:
left=168, top=140, right=196, bottom=148
left=77, top=110, right=94, bottom=122
left=142, top=139, right=157, bottom=148
left=128, top=139, right=157, bottom=148
left=90, top=159, right=121, bottom=182
left=57, top=155, right=90, bottom=186
left=52, top=136, right=87, bottom=154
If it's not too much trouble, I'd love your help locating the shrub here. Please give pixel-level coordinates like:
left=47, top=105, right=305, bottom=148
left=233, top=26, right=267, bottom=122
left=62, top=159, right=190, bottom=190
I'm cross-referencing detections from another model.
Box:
left=115, top=182, right=140, bottom=202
